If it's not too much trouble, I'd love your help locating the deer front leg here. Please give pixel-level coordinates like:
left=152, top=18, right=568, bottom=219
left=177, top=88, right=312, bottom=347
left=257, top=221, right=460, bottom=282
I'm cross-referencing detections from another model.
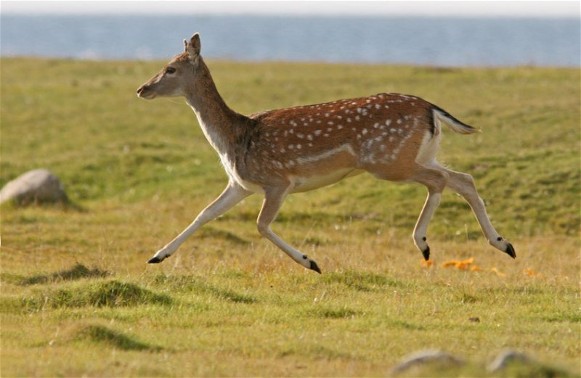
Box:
left=148, top=183, right=251, bottom=264
left=257, top=187, right=322, bottom=273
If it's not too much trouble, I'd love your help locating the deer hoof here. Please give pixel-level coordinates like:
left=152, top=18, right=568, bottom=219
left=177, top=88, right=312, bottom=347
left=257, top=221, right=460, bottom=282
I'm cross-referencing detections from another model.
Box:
left=504, top=243, right=516, bottom=259
left=422, top=246, right=431, bottom=261
left=309, top=260, right=322, bottom=274
left=147, top=256, right=164, bottom=264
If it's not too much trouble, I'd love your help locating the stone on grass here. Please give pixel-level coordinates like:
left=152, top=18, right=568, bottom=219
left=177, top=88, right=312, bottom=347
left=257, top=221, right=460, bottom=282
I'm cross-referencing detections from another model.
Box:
left=390, top=349, right=464, bottom=375
left=0, top=169, right=68, bottom=206
left=487, top=349, right=534, bottom=372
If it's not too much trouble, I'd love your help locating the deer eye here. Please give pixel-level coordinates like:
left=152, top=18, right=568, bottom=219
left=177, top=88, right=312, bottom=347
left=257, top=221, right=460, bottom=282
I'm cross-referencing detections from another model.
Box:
left=165, top=67, right=176, bottom=74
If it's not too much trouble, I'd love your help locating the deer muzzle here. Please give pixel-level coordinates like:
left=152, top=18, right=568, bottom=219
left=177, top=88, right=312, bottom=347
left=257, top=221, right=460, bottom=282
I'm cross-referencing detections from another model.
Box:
left=136, top=84, right=156, bottom=99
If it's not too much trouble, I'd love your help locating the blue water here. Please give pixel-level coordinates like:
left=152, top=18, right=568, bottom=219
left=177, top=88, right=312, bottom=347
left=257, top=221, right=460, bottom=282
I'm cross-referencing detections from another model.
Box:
left=1, top=15, right=579, bottom=66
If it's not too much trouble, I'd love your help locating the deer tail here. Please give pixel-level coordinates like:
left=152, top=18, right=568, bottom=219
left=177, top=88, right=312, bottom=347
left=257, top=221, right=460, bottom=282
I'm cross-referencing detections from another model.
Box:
left=432, top=106, right=480, bottom=135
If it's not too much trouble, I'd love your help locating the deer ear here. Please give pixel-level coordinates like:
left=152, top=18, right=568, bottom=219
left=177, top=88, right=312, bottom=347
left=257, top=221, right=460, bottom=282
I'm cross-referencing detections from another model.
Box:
left=185, top=33, right=201, bottom=62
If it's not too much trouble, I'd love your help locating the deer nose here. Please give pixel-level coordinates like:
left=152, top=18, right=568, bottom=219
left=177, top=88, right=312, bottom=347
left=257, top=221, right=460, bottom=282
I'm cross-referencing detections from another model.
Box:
left=136, top=84, right=154, bottom=99
left=136, top=85, right=147, bottom=97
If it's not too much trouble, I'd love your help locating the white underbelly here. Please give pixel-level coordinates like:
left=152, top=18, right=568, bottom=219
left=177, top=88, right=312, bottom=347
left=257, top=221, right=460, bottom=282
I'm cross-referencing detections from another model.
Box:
left=291, top=169, right=363, bottom=193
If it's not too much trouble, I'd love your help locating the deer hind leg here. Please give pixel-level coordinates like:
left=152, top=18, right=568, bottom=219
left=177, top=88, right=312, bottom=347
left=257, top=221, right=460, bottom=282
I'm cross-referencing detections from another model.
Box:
left=442, top=167, right=516, bottom=258
left=148, top=183, right=251, bottom=264
left=257, top=187, right=322, bottom=273
left=410, top=165, right=449, bottom=260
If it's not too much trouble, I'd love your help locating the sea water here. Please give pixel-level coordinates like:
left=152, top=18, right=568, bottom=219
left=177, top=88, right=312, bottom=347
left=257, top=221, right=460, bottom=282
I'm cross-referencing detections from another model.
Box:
left=1, top=14, right=579, bottom=66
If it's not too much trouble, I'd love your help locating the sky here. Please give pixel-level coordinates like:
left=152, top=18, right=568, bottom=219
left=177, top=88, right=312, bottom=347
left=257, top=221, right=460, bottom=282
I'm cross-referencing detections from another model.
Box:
left=1, top=0, right=579, bottom=18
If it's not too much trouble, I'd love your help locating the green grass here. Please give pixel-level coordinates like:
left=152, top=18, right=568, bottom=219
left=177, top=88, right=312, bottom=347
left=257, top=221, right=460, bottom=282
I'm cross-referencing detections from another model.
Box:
left=1, top=58, right=580, bottom=377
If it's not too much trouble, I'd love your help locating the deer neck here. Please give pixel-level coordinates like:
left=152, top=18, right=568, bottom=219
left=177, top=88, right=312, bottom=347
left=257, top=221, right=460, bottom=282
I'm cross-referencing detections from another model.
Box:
left=184, top=59, right=247, bottom=157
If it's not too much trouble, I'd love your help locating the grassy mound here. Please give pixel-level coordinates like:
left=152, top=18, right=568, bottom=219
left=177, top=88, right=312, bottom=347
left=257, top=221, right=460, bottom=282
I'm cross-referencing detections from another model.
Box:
left=24, top=280, right=172, bottom=310
left=19, top=264, right=110, bottom=285
left=61, top=323, right=162, bottom=352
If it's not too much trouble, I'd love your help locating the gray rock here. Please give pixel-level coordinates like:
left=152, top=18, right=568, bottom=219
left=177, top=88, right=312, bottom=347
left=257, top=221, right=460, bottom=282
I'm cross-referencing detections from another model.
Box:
left=487, top=349, right=534, bottom=372
left=390, top=349, right=464, bottom=375
left=0, top=169, right=68, bottom=206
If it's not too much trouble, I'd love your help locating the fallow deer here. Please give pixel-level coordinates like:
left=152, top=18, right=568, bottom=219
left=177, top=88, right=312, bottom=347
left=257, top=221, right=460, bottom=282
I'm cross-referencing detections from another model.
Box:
left=136, top=33, right=515, bottom=273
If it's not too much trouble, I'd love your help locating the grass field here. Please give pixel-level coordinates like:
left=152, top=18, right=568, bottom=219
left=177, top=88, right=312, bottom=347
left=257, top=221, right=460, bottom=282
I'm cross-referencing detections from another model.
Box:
left=1, top=57, right=580, bottom=377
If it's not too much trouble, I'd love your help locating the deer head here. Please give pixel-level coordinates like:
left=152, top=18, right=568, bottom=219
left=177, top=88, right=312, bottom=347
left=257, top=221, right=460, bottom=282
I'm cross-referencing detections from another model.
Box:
left=136, top=33, right=202, bottom=99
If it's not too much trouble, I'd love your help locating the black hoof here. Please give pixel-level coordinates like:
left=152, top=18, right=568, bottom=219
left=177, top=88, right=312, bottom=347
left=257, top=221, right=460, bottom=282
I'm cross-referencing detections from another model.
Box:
left=147, top=256, right=164, bottom=264
left=309, top=260, right=322, bottom=274
left=504, top=243, right=516, bottom=259
left=422, top=246, right=430, bottom=261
